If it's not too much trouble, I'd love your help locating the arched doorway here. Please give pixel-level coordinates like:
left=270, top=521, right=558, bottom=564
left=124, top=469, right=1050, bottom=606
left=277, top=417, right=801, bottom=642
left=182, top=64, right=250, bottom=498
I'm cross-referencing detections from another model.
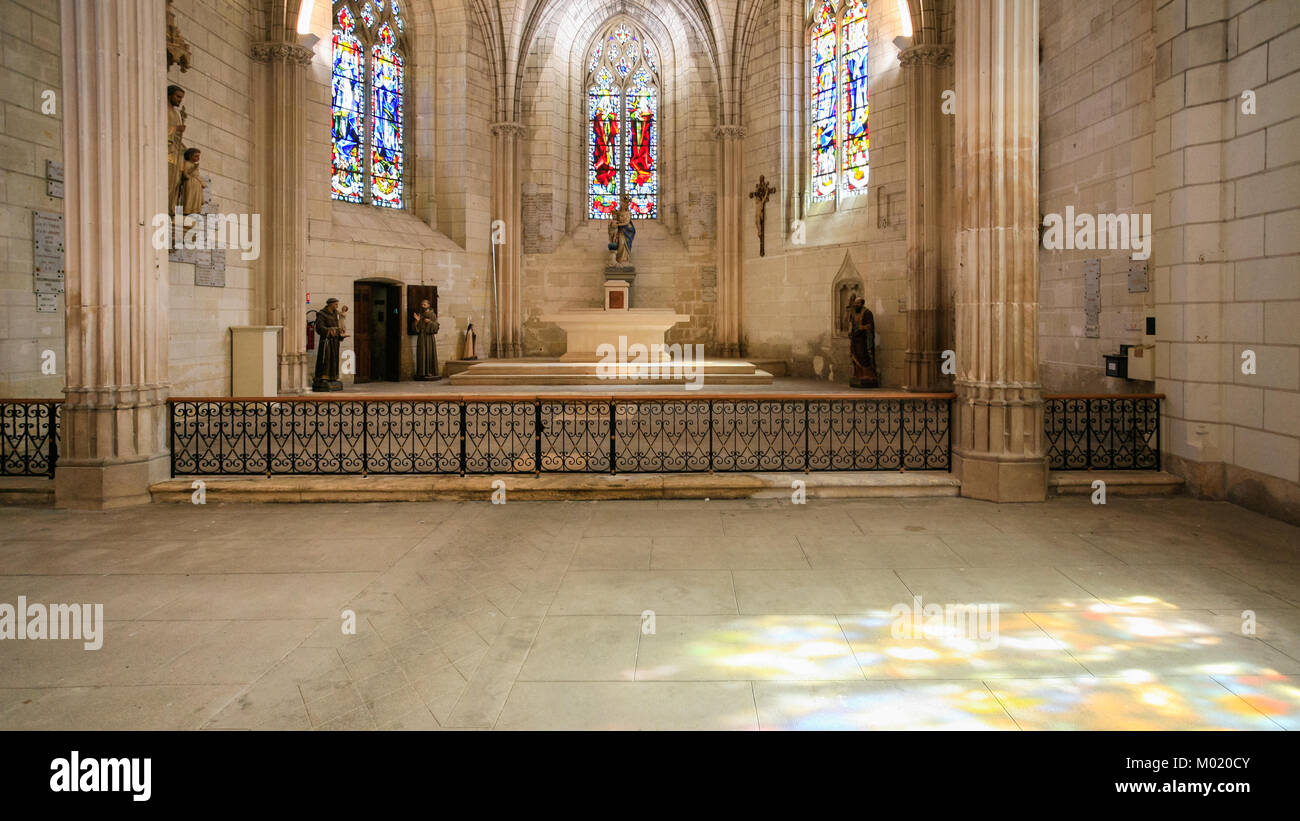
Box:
left=352, top=279, right=402, bottom=382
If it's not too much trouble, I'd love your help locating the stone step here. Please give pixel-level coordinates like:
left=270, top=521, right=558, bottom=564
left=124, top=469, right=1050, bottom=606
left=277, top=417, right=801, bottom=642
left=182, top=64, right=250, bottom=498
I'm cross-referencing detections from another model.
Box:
left=151, top=471, right=961, bottom=503
left=1048, top=470, right=1185, bottom=496
left=449, top=358, right=775, bottom=385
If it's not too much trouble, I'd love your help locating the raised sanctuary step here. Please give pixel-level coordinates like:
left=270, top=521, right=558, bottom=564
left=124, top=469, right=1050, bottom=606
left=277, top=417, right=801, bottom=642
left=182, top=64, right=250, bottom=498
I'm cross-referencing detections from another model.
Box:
left=448, top=358, right=775, bottom=386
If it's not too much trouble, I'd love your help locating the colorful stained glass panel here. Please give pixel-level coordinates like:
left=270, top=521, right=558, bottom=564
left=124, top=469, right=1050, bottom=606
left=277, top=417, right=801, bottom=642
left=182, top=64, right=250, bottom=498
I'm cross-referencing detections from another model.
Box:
left=840, top=0, right=869, bottom=196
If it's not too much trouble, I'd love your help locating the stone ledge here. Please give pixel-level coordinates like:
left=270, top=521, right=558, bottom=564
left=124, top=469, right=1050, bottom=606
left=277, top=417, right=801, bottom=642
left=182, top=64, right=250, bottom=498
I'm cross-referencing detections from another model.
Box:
left=151, top=471, right=961, bottom=503
left=1048, top=470, right=1185, bottom=496
left=0, top=478, right=54, bottom=506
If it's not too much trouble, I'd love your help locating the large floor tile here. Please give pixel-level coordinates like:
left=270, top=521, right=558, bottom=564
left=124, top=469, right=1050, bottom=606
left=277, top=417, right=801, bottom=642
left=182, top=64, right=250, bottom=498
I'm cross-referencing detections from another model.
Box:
left=895, top=566, right=1102, bottom=611
left=517, top=616, right=641, bottom=681
left=732, top=569, right=912, bottom=614
left=495, top=682, right=758, bottom=730
left=549, top=570, right=737, bottom=615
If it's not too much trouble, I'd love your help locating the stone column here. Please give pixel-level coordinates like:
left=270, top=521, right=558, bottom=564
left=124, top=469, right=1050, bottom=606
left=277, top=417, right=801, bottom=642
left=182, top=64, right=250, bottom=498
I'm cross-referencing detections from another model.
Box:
left=952, top=0, right=1046, bottom=502
left=56, top=0, right=170, bottom=509
left=713, top=124, right=745, bottom=358
left=901, top=43, right=952, bottom=392
left=490, top=121, right=525, bottom=358
left=252, top=39, right=314, bottom=393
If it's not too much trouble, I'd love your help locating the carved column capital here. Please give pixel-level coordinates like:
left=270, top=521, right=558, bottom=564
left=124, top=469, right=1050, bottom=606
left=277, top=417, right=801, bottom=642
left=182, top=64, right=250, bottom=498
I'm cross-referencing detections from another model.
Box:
left=712, top=124, right=746, bottom=139
left=490, top=121, right=527, bottom=139
left=898, top=44, right=952, bottom=69
left=250, top=40, right=316, bottom=66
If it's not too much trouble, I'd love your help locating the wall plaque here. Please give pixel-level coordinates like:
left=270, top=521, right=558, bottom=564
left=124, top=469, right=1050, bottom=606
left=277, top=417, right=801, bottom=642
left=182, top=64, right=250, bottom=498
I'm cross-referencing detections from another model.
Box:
left=36, top=293, right=58, bottom=313
left=1128, top=258, right=1149, bottom=293
left=34, top=277, right=64, bottom=294
left=46, top=160, right=64, bottom=199
left=1083, top=258, right=1100, bottom=339
left=194, top=249, right=226, bottom=287
left=33, top=211, right=65, bottom=277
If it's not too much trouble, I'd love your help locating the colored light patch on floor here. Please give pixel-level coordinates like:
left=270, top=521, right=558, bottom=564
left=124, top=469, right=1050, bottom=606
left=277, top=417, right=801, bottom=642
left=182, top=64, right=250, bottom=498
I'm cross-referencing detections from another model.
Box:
left=986, top=675, right=1285, bottom=730
left=837, top=611, right=1088, bottom=679
left=753, top=681, right=1018, bottom=730
left=1211, top=674, right=1300, bottom=730
left=1025, top=606, right=1300, bottom=677
left=635, top=615, right=863, bottom=680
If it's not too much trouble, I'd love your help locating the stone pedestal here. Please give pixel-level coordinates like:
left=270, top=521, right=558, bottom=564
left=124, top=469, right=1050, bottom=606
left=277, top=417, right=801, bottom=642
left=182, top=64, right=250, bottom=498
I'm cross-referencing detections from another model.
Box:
left=604, top=280, right=630, bottom=311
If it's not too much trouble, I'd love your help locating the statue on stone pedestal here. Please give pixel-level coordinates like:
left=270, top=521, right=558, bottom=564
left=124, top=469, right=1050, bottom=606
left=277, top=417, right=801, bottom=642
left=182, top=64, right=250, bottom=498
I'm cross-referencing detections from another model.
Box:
left=607, top=194, right=635, bottom=267
left=312, top=298, right=344, bottom=391
left=167, top=85, right=187, bottom=210
left=846, top=297, right=879, bottom=388
left=413, top=299, right=440, bottom=380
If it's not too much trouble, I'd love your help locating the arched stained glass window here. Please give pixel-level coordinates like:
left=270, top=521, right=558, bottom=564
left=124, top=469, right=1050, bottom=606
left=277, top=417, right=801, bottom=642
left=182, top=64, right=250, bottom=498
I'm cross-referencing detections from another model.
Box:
left=807, top=0, right=869, bottom=205
left=586, top=20, right=660, bottom=219
left=332, top=0, right=408, bottom=208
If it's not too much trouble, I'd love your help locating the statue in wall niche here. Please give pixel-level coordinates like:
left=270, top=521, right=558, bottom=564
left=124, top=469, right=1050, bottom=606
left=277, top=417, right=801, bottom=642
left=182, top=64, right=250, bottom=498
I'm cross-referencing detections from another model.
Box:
left=607, top=194, right=635, bottom=268
left=178, top=148, right=206, bottom=216
left=846, top=297, right=879, bottom=388
left=461, top=320, right=478, bottom=360
left=167, top=85, right=188, bottom=208
left=413, top=299, right=440, bottom=380
left=312, top=298, right=344, bottom=392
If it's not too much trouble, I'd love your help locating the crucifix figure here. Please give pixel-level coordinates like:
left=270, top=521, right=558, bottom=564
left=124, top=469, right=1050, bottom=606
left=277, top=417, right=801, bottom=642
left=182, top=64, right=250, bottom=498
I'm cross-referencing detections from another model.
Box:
left=749, top=175, right=777, bottom=257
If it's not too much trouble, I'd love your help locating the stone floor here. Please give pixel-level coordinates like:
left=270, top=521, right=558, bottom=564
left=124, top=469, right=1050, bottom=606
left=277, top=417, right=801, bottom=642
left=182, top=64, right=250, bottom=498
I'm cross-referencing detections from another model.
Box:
left=1, top=495, right=1298, bottom=730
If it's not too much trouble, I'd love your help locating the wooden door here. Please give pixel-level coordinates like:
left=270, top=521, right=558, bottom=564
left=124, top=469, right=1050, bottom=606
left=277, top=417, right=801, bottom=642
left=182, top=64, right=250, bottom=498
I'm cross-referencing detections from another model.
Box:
left=353, top=283, right=373, bottom=383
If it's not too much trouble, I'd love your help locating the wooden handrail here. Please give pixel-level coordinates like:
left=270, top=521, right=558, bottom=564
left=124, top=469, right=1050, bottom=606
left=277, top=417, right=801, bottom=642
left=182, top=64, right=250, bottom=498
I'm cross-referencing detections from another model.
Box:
left=1043, top=393, right=1165, bottom=400
left=167, top=392, right=960, bottom=402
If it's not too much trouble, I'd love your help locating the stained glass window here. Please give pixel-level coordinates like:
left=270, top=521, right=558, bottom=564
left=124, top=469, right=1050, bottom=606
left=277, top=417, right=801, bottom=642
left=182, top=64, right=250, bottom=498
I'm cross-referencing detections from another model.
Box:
left=331, top=0, right=408, bottom=208
left=587, top=20, right=660, bottom=219
left=807, top=1, right=868, bottom=205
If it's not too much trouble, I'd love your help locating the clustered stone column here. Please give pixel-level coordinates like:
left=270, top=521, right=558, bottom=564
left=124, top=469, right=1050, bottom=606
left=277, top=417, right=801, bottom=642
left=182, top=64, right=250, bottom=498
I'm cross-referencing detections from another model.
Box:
left=901, top=42, right=952, bottom=393
left=491, top=121, right=526, bottom=358
left=713, top=124, right=745, bottom=358
left=952, top=0, right=1047, bottom=501
left=252, top=37, right=314, bottom=394
left=55, top=0, right=171, bottom=508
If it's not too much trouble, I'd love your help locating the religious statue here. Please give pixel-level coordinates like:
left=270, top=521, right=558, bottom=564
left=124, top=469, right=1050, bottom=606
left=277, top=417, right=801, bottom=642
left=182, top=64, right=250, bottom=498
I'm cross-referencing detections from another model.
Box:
left=461, top=320, right=478, bottom=360
left=177, top=148, right=206, bottom=216
left=337, top=305, right=349, bottom=339
left=312, top=298, right=344, bottom=392
left=749, top=175, right=776, bottom=257
left=413, top=299, right=440, bottom=380
left=845, top=296, right=879, bottom=388
left=167, top=85, right=187, bottom=210
left=607, top=194, right=635, bottom=267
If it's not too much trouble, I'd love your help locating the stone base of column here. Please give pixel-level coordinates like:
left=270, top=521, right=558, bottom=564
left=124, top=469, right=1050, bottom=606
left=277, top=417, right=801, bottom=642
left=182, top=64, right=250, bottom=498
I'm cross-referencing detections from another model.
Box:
left=54, top=453, right=171, bottom=510
left=904, top=351, right=944, bottom=392
left=954, top=451, right=1048, bottom=502
left=278, top=353, right=309, bottom=395
left=491, top=342, right=523, bottom=359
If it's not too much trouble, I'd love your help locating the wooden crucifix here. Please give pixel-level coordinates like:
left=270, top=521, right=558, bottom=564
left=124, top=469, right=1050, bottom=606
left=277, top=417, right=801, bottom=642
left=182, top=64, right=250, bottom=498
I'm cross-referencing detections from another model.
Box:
left=749, top=175, right=777, bottom=257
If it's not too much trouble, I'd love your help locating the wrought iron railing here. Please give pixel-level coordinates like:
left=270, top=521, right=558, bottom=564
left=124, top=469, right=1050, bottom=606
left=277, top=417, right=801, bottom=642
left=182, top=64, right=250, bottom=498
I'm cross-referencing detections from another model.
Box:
left=0, top=400, right=61, bottom=478
left=1044, top=394, right=1162, bottom=471
left=168, top=394, right=955, bottom=476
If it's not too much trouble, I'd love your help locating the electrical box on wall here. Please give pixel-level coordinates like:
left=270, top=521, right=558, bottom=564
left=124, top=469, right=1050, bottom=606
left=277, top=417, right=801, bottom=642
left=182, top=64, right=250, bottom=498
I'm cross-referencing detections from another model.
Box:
left=1126, top=311, right=1156, bottom=381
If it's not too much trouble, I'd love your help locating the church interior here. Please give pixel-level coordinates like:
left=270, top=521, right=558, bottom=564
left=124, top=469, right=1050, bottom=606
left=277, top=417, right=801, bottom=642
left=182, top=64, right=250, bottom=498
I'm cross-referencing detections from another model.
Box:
left=0, top=0, right=1298, bottom=734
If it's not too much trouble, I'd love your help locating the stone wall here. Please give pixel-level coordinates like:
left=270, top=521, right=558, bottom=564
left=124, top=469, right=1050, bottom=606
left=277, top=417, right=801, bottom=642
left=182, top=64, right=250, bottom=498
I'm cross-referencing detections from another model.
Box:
left=1038, top=0, right=1157, bottom=394
left=0, top=0, right=63, bottom=398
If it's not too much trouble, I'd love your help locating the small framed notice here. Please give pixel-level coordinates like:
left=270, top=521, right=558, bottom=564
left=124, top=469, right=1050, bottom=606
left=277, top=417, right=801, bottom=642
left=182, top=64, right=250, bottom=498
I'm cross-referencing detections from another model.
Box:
left=36, top=293, right=58, bottom=313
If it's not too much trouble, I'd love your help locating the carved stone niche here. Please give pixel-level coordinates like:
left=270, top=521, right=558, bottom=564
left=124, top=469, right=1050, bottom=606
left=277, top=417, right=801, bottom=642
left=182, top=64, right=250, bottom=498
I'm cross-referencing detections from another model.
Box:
left=832, top=254, right=864, bottom=338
